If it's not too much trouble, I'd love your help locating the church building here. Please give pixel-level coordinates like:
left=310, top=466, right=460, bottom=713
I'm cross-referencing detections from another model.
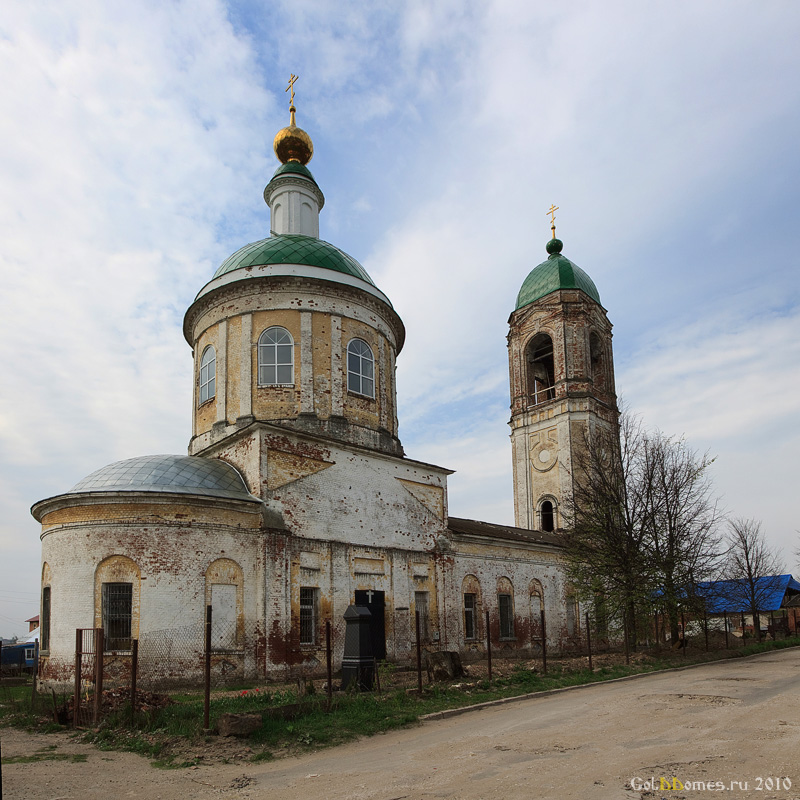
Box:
left=32, top=89, right=618, bottom=682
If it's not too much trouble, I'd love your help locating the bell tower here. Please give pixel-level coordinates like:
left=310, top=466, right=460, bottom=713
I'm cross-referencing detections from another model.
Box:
left=507, top=215, right=618, bottom=531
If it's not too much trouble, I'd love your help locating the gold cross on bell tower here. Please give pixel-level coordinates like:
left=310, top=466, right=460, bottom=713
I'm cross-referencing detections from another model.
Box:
left=286, top=73, right=298, bottom=108
left=546, top=204, right=560, bottom=239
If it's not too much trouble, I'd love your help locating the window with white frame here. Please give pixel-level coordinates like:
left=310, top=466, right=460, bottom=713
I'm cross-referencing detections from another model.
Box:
left=258, top=326, right=294, bottom=385
left=498, top=593, right=515, bottom=639
left=347, top=338, right=375, bottom=398
left=199, top=345, right=216, bottom=405
left=299, top=587, right=318, bottom=645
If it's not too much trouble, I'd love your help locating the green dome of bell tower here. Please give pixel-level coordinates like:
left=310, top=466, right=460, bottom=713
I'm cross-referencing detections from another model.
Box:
left=515, top=237, right=601, bottom=310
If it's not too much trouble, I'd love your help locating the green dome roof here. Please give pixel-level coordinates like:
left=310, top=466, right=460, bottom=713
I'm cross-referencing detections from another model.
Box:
left=269, top=162, right=317, bottom=183
left=515, top=244, right=601, bottom=310
left=213, top=234, right=375, bottom=286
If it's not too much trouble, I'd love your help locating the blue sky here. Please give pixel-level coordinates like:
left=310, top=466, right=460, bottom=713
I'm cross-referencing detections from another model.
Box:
left=1, top=0, right=798, bottom=636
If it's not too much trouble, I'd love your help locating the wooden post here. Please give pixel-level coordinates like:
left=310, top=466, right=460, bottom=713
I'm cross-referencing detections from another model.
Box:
left=415, top=610, right=423, bottom=693
left=723, top=612, right=729, bottom=649
left=130, top=639, right=138, bottom=725
left=325, top=620, right=332, bottom=709
left=703, top=606, right=709, bottom=652
left=485, top=609, right=492, bottom=682
left=540, top=608, right=547, bottom=674
left=73, top=629, right=82, bottom=729
left=203, top=605, right=212, bottom=732
left=585, top=611, right=593, bottom=671
left=93, top=628, right=104, bottom=724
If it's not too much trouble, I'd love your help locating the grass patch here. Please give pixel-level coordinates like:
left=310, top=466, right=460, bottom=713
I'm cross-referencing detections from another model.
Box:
left=2, top=750, right=88, bottom=765
left=4, top=636, right=798, bottom=765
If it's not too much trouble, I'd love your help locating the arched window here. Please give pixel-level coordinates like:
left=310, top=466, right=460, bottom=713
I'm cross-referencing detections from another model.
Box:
left=526, top=333, right=555, bottom=405
left=258, top=327, right=294, bottom=385
left=199, top=345, right=216, bottom=405
left=538, top=497, right=557, bottom=532
left=589, top=331, right=606, bottom=391
left=462, top=574, right=482, bottom=641
left=347, top=338, right=374, bottom=398
left=497, top=576, right=515, bottom=640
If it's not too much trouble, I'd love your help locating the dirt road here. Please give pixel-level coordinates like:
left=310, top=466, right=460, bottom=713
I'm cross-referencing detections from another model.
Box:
left=3, top=648, right=800, bottom=799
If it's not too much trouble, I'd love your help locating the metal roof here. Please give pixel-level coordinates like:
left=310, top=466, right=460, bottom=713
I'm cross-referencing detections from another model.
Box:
left=694, top=574, right=800, bottom=613
left=447, top=516, right=564, bottom=547
left=68, top=455, right=256, bottom=501
left=213, top=234, right=375, bottom=286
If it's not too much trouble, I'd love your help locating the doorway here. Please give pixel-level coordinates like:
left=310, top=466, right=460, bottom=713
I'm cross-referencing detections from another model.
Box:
left=354, top=589, right=386, bottom=660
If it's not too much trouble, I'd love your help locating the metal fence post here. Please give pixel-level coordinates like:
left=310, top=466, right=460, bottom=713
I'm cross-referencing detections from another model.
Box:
left=623, top=616, right=630, bottom=665
left=703, top=606, right=709, bottom=652
left=130, top=639, right=138, bottom=726
left=723, top=612, right=729, bottom=649
left=73, top=629, right=82, bottom=729
left=93, top=628, right=104, bottom=724
left=203, top=605, right=212, bottom=732
left=585, top=611, right=593, bottom=671
left=325, top=620, right=332, bottom=709
left=415, top=610, right=423, bottom=692
left=681, top=611, right=686, bottom=657
left=485, top=609, right=492, bottom=682
left=31, top=640, right=39, bottom=707
left=540, top=608, right=547, bottom=674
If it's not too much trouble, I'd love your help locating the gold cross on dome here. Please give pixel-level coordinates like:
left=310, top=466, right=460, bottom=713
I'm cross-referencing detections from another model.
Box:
left=286, top=73, right=298, bottom=107
left=547, top=204, right=559, bottom=237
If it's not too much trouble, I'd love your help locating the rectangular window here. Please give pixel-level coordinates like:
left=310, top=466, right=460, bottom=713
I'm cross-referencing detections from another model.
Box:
left=300, top=587, right=318, bottom=646
left=41, top=586, right=51, bottom=651
left=498, top=593, right=514, bottom=639
left=102, top=582, right=132, bottom=651
left=25, top=648, right=34, bottom=661
left=414, top=591, right=430, bottom=642
left=464, top=593, right=476, bottom=640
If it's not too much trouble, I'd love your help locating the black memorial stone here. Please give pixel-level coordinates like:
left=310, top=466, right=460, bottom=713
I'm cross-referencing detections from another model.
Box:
left=340, top=604, right=375, bottom=691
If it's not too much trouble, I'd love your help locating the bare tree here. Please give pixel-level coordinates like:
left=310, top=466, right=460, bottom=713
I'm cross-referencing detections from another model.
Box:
left=644, top=433, right=723, bottom=644
left=564, top=410, right=657, bottom=645
left=719, top=518, right=785, bottom=641
left=565, top=415, right=724, bottom=647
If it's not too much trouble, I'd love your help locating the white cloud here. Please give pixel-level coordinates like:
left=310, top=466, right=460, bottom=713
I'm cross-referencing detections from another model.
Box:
left=2, top=0, right=800, bottom=634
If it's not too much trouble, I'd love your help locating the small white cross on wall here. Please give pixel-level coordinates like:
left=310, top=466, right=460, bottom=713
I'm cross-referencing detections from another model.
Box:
left=365, top=590, right=374, bottom=603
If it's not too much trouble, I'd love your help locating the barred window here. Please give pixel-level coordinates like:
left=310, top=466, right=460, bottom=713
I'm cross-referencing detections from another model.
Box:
left=499, top=593, right=514, bottom=639
left=347, top=338, right=374, bottom=398
left=41, top=586, right=51, bottom=651
left=258, top=327, right=294, bottom=386
left=464, top=593, right=476, bottom=640
left=199, top=345, right=216, bottom=405
left=300, top=587, right=318, bottom=646
left=102, top=582, right=132, bottom=651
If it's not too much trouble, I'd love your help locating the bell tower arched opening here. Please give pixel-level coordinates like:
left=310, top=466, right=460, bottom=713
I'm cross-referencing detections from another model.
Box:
left=526, top=333, right=555, bottom=405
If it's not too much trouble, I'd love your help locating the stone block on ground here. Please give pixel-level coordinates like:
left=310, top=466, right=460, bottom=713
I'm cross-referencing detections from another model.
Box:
left=426, top=651, right=466, bottom=682
left=218, top=712, right=262, bottom=737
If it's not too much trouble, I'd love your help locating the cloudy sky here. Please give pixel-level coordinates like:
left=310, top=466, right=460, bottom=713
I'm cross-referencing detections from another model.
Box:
left=1, top=1, right=798, bottom=637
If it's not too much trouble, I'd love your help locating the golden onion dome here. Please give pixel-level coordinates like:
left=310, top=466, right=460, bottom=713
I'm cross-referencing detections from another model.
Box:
left=273, top=105, right=313, bottom=165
